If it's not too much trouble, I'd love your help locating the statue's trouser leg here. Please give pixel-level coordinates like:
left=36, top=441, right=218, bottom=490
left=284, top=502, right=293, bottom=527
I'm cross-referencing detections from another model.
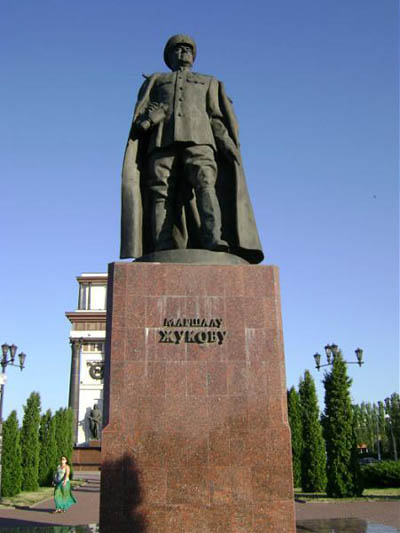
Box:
left=148, top=148, right=178, bottom=250
left=183, top=145, right=227, bottom=250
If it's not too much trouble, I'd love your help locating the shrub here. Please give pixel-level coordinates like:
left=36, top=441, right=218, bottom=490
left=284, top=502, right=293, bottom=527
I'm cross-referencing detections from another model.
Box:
left=361, top=460, right=400, bottom=488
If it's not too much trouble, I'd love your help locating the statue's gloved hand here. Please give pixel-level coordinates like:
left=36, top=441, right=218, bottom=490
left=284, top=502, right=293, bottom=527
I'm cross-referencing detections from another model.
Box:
left=139, top=102, right=168, bottom=131
left=211, top=117, right=240, bottom=164
left=219, top=136, right=240, bottom=164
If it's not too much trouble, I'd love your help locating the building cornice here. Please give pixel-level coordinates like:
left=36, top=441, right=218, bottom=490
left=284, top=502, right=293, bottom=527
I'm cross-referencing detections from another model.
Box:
left=66, top=311, right=107, bottom=323
left=77, top=274, right=108, bottom=283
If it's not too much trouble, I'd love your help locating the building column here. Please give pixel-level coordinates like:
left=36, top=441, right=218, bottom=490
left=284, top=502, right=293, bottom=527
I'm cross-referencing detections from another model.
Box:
left=68, top=338, right=82, bottom=444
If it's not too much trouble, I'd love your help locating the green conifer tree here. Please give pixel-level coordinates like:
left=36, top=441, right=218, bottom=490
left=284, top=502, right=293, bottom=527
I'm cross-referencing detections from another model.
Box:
left=54, top=407, right=74, bottom=471
left=21, top=392, right=41, bottom=491
left=287, top=386, right=303, bottom=487
left=299, top=370, right=327, bottom=492
left=54, top=408, right=66, bottom=461
left=323, top=352, right=363, bottom=497
left=2, top=411, right=22, bottom=496
left=38, top=410, right=57, bottom=486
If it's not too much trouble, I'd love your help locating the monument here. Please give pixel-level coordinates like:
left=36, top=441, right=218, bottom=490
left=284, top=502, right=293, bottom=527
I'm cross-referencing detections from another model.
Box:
left=100, top=34, right=295, bottom=532
left=88, top=404, right=102, bottom=441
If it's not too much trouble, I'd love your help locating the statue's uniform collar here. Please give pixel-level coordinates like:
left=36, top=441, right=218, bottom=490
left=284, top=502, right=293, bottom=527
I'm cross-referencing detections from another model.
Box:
left=156, top=71, right=207, bottom=80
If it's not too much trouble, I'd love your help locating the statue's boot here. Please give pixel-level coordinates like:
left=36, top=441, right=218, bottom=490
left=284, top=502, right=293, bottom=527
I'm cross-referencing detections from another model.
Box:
left=195, top=186, right=229, bottom=252
left=152, top=198, right=175, bottom=250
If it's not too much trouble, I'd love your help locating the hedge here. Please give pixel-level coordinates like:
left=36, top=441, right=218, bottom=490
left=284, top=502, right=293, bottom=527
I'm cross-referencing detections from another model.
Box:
left=361, top=460, right=400, bottom=488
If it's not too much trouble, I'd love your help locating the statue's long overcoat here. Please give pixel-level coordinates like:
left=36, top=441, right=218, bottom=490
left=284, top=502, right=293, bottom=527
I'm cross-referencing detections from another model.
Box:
left=120, top=73, right=264, bottom=264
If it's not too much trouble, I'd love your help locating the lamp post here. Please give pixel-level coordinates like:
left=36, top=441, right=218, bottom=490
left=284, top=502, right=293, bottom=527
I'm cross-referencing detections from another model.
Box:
left=0, top=343, right=27, bottom=498
left=313, top=343, right=364, bottom=371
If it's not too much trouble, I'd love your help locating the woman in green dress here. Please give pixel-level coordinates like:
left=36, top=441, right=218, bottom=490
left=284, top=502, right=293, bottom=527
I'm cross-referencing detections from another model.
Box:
left=53, top=456, right=77, bottom=513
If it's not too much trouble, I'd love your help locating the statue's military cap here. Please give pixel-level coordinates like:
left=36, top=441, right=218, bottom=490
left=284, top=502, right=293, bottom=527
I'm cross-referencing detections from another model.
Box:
left=164, top=34, right=197, bottom=69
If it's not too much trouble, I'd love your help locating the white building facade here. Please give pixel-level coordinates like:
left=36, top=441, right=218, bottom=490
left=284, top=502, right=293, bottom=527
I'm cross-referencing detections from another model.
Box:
left=66, top=273, right=107, bottom=446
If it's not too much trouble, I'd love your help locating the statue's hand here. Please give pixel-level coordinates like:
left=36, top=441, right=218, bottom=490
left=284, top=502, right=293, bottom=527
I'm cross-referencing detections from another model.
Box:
left=147, top=102, right=168, bottom=125
left=220, top=137, right=240, bottom=164
left=137, top=103, right=168, bottom=133
left=211, top=118, right=240, bottom=164
left=139, top=119, right=152, bottom=131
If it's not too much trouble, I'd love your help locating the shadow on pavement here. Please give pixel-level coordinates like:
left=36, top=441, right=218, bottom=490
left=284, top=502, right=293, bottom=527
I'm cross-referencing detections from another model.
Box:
left=72, top=485, right=99, bottom=495
left=0, top=518, right=76, bottom=529
left=12, top=507, right=54, bottom=513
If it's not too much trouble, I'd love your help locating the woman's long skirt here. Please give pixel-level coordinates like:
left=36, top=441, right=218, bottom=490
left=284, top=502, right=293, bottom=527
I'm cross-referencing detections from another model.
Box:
left=54, top=480, right=77, bottom=511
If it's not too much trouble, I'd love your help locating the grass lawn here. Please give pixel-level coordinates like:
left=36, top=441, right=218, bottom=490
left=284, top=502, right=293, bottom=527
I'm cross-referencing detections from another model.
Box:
left=294, top=487, right=400, bottom=502
left=0, top=481, right=84, bottom=509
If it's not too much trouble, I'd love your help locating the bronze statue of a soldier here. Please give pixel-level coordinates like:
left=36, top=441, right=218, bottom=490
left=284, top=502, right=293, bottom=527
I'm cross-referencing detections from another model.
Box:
left=88, top=404, right=102, bottom=440
left=121, top=34, right=264, bottom=264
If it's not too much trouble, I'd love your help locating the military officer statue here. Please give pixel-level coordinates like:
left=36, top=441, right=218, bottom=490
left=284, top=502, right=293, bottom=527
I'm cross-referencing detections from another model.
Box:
left=88, top=404, right=102, bottom=441
left=121, top=34, right=264, bottom=264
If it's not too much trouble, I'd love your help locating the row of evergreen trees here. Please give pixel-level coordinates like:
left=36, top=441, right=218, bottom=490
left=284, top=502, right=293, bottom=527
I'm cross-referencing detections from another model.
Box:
left=288, top=351, right=363, bottom=497
left=2, top=392, right=74, bottom=497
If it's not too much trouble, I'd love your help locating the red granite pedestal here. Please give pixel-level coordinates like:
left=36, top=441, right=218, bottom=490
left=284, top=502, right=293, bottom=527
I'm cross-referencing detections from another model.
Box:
left=100, top=261, right=295, bottom=532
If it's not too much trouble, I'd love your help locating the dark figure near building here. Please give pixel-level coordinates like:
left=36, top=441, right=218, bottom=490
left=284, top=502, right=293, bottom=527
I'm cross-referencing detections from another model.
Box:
left=120, top=34, right=264, bottom=264
left=88, top=404, right=102, bottom=440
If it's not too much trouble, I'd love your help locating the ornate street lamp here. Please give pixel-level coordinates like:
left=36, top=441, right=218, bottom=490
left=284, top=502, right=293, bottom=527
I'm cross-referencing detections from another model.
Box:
left=0, top=343, right=27, bottom=498
left=314, top=344, right=364, bottom=371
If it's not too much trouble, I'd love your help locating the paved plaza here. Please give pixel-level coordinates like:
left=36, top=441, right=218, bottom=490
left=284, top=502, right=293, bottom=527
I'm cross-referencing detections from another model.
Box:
left=0, top=472, right=398, bottom=531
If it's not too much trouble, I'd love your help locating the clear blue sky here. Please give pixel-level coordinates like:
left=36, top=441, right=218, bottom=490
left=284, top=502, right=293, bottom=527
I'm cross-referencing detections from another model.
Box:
left=1, top=0, right=398, bottom=422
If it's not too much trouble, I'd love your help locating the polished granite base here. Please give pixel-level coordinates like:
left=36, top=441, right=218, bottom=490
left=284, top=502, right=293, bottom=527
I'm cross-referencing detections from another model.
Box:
left=100, top=262, right=295, bottom=532
left=0, top=519, right=398, bottom=532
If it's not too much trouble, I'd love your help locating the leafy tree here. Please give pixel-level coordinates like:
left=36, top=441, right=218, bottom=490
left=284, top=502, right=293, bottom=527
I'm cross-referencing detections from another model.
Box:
left=360, top=402, right=374, bottom=452
left=360, top=402, right=371, bottom=448
left=352, top=404, right=366, bottom=448
left=287, top=386, right=303, bottom=487
left=21, top=392, right=41, bottom=491
left=366, top=403, right=378, bottom=454
left=384, top=393, right=400, bottom=461
left=2, top=411, right=22, bottom=496
left=299, top=370, right=327, bottom=492
left=38, top=410, right=58, bottom=486
left=361, top=401, right=383, bottom=456
left=377, top=401, right=389, bottom=458
left=323, top=352, right=363, bottom=497
left=353, top=395, right=399, bottom=459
